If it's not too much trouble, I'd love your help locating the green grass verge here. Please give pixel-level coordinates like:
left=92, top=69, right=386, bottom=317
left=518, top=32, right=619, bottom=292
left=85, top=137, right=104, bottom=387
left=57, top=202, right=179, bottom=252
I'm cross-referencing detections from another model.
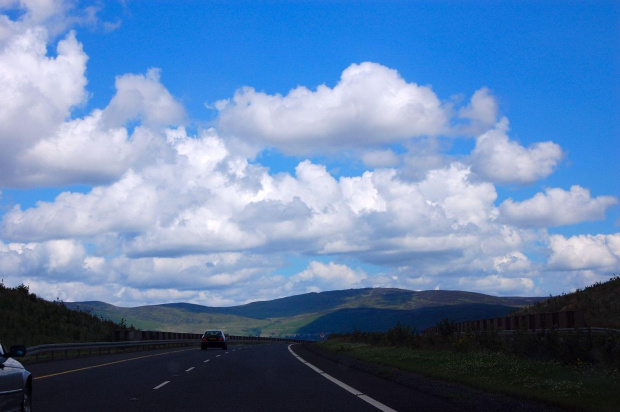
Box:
left=320, top=341, right=620, bottom=411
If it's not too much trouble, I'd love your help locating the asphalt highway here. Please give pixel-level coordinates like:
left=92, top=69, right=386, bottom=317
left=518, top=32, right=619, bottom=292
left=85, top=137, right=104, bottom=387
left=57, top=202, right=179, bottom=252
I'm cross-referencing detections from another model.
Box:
left=27, top=343, right=460, bottom=411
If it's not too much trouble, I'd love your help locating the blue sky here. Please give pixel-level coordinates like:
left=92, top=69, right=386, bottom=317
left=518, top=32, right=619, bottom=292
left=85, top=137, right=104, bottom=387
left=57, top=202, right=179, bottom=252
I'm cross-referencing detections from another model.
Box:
left=0, top=1, right=618, bottom=306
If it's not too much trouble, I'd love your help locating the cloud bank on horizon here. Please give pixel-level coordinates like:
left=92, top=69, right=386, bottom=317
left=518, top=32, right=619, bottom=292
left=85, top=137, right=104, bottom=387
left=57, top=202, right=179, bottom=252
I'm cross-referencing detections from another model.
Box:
left=0, top=1, right=618, bottom=307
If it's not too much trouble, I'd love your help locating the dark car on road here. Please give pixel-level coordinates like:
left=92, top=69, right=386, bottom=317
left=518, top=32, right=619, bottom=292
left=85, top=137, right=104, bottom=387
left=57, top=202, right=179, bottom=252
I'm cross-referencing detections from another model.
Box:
left=0, top=342, right=31, bottom=412
left=201, top=330, right=227, bottom=350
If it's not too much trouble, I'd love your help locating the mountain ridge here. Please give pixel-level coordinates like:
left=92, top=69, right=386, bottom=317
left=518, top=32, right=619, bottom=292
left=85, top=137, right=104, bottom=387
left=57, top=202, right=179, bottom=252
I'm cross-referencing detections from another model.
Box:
left=65, top=287, right=543, bottom=338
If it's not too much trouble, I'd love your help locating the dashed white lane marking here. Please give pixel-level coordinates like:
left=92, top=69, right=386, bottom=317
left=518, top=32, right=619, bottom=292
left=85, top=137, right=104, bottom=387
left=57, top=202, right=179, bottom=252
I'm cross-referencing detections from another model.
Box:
left=153, top=381, right=170, bottom=390
left=288, top=345, right=397, bottom=412
left=186, top=367, right=195, bottom=372
left=216, top=355, right=221, bottom=358
left=203, top=359, right=210, bottom=363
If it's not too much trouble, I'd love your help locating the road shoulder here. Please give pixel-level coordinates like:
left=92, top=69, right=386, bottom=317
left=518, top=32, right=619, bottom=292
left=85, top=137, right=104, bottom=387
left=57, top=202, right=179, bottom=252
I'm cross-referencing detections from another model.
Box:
left=296, top=343, right=566, bottom=412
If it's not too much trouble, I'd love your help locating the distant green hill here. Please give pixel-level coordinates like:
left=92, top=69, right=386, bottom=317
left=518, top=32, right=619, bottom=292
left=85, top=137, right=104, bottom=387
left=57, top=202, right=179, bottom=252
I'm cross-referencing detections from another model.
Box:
left=67, top=288, right=543, bottom=338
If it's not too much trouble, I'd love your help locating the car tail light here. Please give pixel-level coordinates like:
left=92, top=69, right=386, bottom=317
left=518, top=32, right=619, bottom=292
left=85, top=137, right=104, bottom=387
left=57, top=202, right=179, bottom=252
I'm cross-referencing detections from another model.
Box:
left=202, top=337, right=207, bottom=342
left=218, top=337, right=223, bottom=341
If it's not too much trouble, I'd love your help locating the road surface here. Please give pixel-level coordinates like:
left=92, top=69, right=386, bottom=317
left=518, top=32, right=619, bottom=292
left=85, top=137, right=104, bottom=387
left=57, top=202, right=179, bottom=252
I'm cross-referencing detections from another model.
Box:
left=28, top=342, right=460, bottom=411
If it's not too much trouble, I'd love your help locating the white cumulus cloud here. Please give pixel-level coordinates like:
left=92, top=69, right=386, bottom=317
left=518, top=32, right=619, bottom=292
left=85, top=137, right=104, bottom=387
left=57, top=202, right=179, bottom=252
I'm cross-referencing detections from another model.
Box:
left=0, top=9, right=181, bottom=187
left=470, top=118, right=563, bottom=185
left=499, top=186, right=618, bottom=227
left=547, top=233, right=620, bottom=271
left=216, top=62, right=449, bottom=154
left=102, top=68, right=185, bottom=128
left=0, top=25, right=87, bottom=185
left=289, top=261, right=368, bottom=293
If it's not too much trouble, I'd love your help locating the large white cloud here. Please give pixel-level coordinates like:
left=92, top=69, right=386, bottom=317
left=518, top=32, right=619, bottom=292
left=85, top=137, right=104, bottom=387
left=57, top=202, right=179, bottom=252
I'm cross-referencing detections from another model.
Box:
left=0, top=238, right=90, bottom=279
left=0, top=7, right=184, bottom=187
left=1, top=127, right=544, bottom=304
left=0, top=0, right=184, bottom=187
left=1, top=170, right=161, bottom=242
left=0, top=24, right=87, bottom=185
left=470, top=118, right=563, bottom=185
left=499, top=186, right=618, bottom=227
left=547, top=233, right=620, bottom=271
left=216, top=62, right=450, bottom=154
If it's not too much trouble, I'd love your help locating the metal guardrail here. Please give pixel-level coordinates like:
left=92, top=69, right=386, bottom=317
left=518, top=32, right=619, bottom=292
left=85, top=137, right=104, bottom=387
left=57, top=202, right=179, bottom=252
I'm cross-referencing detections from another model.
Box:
left=422, top=310, right=587, bottom=335
left=24, top=335, right=314, bottom=362
left=25, top=339, right=198, bottom=361
left=423, top=327, right=620, bottom=337
left=497, top=327, right=620, bottom=335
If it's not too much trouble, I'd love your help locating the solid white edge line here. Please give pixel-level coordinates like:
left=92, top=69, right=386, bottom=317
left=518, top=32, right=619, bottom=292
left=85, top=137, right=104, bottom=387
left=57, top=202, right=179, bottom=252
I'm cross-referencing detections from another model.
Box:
left=321, top=373, right=363, bottom=395
left=287, top=344, right=397, bottom=412
left=153, top=381, right=170, bottom=390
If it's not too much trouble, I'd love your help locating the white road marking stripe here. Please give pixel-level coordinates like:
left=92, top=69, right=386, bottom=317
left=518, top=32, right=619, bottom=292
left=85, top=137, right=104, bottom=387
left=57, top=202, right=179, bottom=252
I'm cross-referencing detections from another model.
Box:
left=288, top=345, right=397, bottom=412
left=360, top=395, right=396, bottom=411
left=321, top=373, right=363, bottom=396
left=186, top=367, right=195, bottom=372
left=216, top=355, right=221, bottom=358
left=303, top=361, right=324, bottom=374
left=204, top=359, right=210, bottom=363
left=153, top=381, right=170, bottom=390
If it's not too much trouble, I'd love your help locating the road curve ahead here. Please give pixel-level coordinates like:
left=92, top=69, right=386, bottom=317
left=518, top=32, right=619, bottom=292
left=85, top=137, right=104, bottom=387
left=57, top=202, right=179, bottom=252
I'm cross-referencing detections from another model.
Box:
left=30, top=343, right=427, bottom=411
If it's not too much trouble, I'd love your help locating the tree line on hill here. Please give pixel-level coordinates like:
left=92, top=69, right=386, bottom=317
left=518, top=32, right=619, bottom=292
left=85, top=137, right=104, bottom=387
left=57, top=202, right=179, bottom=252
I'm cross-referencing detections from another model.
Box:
left=511, top=274, right=620, bottom=328
left=0, top=281, right=130, bottom=348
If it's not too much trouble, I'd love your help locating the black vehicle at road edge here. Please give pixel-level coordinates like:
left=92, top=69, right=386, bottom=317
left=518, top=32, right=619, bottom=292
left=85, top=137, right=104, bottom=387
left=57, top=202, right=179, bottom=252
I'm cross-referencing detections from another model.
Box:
left=0, top=342, right=31, bottom=412
left=201, top=330, right=228, bottom=350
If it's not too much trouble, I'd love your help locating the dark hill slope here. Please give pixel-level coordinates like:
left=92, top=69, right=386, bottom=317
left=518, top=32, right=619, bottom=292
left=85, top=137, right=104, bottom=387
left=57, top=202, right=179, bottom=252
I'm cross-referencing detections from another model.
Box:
left=297, top=303, right=518, bottom=335
left=513, top=275, right=620, bottom=328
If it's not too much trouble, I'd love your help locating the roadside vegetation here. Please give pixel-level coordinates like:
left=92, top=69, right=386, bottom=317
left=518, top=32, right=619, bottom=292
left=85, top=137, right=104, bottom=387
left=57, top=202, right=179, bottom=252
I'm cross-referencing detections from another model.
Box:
left=0, top=281, right=129, bottom=348
left=324, top=276, right=620, bottom=411
left=321, top=340, right=618, bottom=411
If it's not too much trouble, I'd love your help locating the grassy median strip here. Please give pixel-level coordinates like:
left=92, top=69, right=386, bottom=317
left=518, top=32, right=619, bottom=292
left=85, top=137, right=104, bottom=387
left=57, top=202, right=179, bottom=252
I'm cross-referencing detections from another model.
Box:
left=320, top=341, right=620, bottom=411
